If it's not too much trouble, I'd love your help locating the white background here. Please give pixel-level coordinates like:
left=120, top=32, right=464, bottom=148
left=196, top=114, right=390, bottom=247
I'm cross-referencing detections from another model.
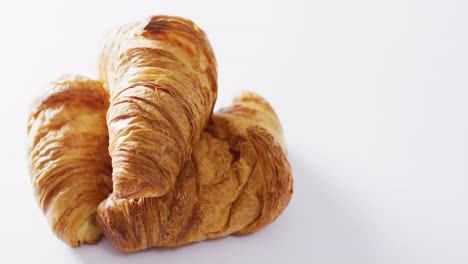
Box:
left=0, top=0, right=467, bottom=263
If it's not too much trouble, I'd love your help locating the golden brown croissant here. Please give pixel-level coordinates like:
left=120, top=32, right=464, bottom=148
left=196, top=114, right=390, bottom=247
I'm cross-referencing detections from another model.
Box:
left=97, top=92, right=293, bottom=251
left=27, top=75, right=112, bottom=246
left=99, top=15, right=217, bottom=199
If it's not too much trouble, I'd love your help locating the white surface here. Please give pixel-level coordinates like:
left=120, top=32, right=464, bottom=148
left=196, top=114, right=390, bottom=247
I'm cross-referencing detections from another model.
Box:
left=1, top=0, right=467, bottom=263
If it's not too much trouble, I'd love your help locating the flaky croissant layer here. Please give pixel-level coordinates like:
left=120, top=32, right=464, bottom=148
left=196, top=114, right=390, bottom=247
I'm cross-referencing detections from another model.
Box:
left=99, top=15, right=218, bottom=199
left=96, top=92, right=293, bottom=251
left=27, top=75, right=112, bottom=246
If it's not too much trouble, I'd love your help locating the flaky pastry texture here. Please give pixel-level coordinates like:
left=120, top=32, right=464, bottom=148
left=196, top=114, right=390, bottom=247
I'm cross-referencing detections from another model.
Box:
left=96, top=92, right=293, bottom=251
left=99, top=15, right=218, bottom=199
left=27, top=75, right=112, bottom=246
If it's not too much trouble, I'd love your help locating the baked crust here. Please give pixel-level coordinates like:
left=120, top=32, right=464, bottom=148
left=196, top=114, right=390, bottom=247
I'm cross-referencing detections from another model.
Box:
left=96, top=92, right=293, bottom=251
left=98, top=15, right=218, bottom=199
left=27, top=75, right=112, bottom=246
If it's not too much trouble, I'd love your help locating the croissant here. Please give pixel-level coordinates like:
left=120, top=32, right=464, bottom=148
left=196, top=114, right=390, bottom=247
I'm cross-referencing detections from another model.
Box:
left=99, top=15, right=217, bottom=199
left=97, top=92, right=293, bottom=251
left=27, top=75, right=112, bottom=246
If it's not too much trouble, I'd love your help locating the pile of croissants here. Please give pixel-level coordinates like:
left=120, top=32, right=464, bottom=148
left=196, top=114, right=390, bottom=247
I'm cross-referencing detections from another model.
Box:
left=27, top=15, right=293, bottom=252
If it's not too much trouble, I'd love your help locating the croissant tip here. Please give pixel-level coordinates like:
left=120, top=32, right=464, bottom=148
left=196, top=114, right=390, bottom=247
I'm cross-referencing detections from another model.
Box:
left=142, top=15, right=189, bottom=31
